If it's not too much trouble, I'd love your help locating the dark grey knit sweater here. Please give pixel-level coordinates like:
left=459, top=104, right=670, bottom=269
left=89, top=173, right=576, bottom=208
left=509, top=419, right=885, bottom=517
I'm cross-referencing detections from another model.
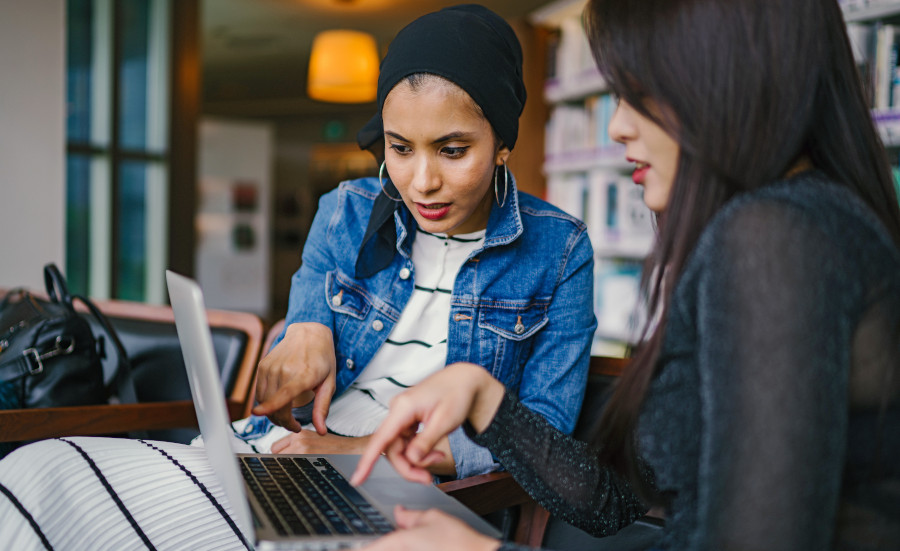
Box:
left=475, top=171, right=900, bottom=551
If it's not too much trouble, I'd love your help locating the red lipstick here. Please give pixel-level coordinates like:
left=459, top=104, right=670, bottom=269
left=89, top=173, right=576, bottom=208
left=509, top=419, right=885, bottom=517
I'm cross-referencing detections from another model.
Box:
left=628, top=158, right=650, bottom=185
left=416, top=203, right=451, bottom=220
left=632, top=166, right=649, bottom=185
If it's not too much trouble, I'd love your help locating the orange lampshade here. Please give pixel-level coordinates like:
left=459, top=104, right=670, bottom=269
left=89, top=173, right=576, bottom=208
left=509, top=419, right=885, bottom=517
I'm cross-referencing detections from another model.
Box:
left=307, top=30, right=379, bottom=103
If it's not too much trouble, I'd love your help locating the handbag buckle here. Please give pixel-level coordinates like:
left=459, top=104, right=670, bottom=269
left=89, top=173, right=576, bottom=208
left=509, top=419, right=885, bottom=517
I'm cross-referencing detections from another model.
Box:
left=22, top=336, right=76, bottom=375
left=22, top=348, right=43, bottom=375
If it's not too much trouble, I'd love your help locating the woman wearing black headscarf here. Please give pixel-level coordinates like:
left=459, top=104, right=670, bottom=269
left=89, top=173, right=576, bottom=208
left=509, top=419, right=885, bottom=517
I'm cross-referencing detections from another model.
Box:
left=0, top=6, right=597, bottom=549
left=246, top=3, right=596, bottom=480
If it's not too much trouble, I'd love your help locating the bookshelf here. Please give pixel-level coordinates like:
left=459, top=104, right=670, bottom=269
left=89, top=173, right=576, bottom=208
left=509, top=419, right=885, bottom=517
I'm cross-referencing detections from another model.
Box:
left=842, top=0, right=900, bottom=22
left=842, top=1, right=900, bottom=144
left=531, top=0, right=652, bottom=356
left=842, top=0, right=900, bottom=198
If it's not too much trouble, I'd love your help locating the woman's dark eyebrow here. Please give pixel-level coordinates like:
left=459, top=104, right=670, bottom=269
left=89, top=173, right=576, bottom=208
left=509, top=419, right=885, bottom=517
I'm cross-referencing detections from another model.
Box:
left=384, top=130, right=410, bottom=142
left=431, top=131, right=472, bottom=145
left=384, top=130, right=473, bottom=145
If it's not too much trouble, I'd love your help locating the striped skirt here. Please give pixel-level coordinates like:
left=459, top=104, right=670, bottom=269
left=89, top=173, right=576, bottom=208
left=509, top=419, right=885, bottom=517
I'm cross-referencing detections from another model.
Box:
left=0, top=437, right=250, bottom=550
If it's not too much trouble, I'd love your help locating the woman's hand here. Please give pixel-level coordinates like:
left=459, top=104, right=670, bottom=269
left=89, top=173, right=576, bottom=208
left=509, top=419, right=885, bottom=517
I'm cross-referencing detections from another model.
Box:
left=252, top=322, right=336, bottom=434
left=272, top=432, right=458, bottom=476
left=271, top=432, right=370, bottom=455
left=351, top=362, right=504, bottom=486
left=362, top=506, right=500, bottom=551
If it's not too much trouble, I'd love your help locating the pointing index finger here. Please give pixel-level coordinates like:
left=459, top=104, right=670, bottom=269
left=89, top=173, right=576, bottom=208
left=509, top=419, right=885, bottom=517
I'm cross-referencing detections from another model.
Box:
left=253, top=382, right=303, bottom=415
left=351, top=409, right=418, bottom=486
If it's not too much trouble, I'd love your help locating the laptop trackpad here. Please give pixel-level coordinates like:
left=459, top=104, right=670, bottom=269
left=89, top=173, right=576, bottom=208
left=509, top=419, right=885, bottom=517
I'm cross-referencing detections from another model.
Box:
left=326, top=455, right=501, bottom=538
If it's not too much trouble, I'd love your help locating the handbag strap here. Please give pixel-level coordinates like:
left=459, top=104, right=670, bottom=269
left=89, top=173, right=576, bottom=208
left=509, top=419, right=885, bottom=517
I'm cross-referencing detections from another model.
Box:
left=73, top=294, right=148, bottom=440
left=72, top=295, right=139, bottom=405
left=0, top=342, right=68, bottom=382
left=43, top=263, right=74, bottom=310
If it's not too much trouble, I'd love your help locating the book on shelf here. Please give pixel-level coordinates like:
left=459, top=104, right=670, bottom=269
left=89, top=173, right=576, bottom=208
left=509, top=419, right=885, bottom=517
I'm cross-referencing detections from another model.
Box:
left=585, top=171, right=655, bottom=258
left=875, top=24, right=899, bottom=109
left=594, top=259, right=642, bottom=344
left=848, top=22, right=876, bottom=102
left=841, top=0, right=900, bottom=12
left=553, top=16, right=597, bottom=87
left=839, top=0, right=866, bottom=10
left=545, top=94, right=618, bottom=157
left=847, top=19, right=900, bottom=111
left=546, top=171, right=654, bottom=257
left=544, top=28, right=561, bottom=82
left=546, top=172, right=590, bottom=222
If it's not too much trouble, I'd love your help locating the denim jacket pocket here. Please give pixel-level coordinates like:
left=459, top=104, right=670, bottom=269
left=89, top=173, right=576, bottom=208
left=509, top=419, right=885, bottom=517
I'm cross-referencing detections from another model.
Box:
left=477, top=300, right=550, bottom=341
left=325, top=270, right=372, bottom=320
left=476, top=301, right=550, bottom=385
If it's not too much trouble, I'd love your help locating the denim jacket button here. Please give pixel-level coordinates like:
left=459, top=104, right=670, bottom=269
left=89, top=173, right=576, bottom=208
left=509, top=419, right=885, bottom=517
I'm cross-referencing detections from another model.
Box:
left=331, top=293, right=342, bottom=307
left=372, top=320, right=384, bottom=332
left=346, top=359, right=355, bottom=370
left=399, top=267, right=411, bottom=280
left=514, top=322, right=526, bottom=335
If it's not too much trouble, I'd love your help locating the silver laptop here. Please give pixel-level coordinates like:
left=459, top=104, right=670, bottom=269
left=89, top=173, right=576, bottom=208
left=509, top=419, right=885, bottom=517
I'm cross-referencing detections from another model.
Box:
left=165, top=270, right=500, bottom=550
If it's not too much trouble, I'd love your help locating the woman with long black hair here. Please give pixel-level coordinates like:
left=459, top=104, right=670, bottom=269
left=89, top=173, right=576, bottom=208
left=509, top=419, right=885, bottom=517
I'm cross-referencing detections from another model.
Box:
left=354, top=0, right=900, bottom=549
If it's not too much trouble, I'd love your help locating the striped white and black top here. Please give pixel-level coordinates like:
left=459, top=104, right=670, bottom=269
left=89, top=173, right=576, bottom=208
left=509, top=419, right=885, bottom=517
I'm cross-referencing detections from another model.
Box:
left=326, top=228, right=485, bottom=438
left=0, top=436, right=251, bottom=550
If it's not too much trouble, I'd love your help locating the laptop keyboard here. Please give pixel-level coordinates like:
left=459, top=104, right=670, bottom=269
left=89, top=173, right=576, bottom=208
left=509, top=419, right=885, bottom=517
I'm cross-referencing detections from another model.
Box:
left=239, top=456, right=394, bottom=537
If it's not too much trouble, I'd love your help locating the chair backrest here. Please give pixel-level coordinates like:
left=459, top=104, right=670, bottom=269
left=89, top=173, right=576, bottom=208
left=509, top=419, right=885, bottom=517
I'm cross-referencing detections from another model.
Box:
left=572, top=356, right=626, bottom=441
left=82, top=298, right=263, bottom=443
left=262, top=318, right=286, bottom=360
left=541, top=356, right=664, bottom=550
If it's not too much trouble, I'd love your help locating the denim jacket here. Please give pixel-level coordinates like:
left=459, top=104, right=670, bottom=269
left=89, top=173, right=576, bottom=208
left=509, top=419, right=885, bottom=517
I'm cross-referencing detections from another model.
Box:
left=276, top=175, right=596, bottom=478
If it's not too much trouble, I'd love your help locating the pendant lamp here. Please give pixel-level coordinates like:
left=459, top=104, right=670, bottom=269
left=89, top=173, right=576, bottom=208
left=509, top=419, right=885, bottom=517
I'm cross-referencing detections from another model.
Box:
left=307, top=30, right=379, bottom=103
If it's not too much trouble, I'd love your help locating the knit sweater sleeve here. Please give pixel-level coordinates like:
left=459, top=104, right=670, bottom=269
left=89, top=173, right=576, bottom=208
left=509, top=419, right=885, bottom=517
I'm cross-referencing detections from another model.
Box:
left=469, top=390, right=648, bottom=538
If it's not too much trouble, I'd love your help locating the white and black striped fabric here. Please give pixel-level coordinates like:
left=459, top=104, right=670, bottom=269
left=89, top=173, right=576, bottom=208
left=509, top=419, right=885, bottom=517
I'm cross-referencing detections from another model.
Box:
left=0, top=437, right=250, bottom=550
left=326, top=229, right=485, bottom=438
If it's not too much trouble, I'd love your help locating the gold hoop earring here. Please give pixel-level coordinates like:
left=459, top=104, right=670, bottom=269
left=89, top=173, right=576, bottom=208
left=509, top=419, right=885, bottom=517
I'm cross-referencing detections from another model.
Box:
left=494, top=162, right=509, bottom=208
left=379, top=161, right=402, bottom=202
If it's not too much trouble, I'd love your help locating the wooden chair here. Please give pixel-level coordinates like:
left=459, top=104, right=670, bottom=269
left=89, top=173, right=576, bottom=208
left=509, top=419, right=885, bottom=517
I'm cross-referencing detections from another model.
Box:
left=0, top=296, right=264, bottom=444
left=438, top=356, right=632, bottom=547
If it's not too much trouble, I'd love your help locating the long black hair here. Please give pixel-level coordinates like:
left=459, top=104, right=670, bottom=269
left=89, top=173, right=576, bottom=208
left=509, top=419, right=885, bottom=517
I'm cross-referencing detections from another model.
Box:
left=584, top=0, right=900, bottom=497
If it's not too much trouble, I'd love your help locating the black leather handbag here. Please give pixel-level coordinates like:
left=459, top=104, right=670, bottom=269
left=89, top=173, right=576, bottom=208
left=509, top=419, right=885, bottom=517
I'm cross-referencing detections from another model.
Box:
left=0, top=263, right=137, bottom=457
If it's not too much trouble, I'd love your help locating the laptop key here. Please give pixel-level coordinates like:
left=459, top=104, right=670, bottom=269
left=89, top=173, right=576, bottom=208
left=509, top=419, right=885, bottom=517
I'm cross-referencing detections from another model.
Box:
left=299, top=458, right=392, bottom=535
left=243, top=455, right=394, bottom=537
left=246, top=457, right=332, bottom=536
left=316, top=460, right=392, bottom=533
left=240, top=460, right=289, bottom=536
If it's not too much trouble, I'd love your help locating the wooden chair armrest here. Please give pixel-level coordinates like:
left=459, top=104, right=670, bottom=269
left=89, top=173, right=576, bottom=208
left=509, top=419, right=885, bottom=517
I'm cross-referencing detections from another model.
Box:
left=438, top=472, right=552, bottom=547
left=0, top=399, right=244, bottom=442
left=437, top=471, right=533, bottom=516
left=589, top=355, right=628, bottom=377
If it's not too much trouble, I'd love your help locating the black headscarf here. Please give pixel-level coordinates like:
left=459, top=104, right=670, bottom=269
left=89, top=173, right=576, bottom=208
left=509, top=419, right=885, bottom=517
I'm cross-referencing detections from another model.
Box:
left=354, top=4, right=526, bottom=279
left=357, top=3, right=527, bottom=154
